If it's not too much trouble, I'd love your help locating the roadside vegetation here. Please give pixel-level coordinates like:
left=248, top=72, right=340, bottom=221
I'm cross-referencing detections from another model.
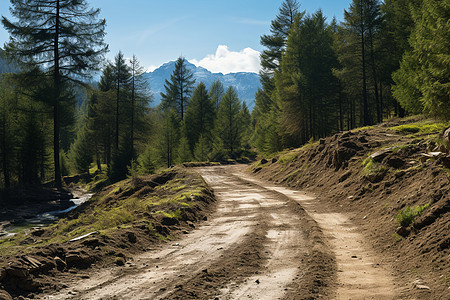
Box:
left=0, top=167, right=213, bottom=262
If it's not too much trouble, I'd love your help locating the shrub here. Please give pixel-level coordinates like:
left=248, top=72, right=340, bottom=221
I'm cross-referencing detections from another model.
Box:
left=396, top=204, right=430, bottom=227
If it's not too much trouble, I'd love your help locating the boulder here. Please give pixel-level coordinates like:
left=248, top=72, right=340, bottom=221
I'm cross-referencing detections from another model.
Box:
left=332, top=147, right=356, bottom=170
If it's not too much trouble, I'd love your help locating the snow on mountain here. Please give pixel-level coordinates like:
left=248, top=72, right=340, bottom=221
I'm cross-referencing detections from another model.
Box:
left=142, top=60, right=261, bottom=109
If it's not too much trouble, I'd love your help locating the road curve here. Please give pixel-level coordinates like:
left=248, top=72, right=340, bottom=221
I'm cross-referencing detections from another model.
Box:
left=40, top=165, right=396, bottom=299
left=41, top=166, right=314, bottom=300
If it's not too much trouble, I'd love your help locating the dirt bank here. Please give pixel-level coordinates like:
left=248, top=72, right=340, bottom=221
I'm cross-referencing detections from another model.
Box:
left=0, top=167, right=215, bottom=299
left=252, top=117, right=450, bottom=299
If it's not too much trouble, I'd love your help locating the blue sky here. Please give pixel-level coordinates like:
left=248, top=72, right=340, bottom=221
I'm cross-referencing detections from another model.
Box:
left=0, top=0, right=352, bottom=74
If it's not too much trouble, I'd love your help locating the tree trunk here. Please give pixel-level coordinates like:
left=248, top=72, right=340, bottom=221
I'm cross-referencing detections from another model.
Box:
left=131, top=70, right=135, bottom=155
left=53, top=0, right=62, bottom=190
left=1, top=110, right=10, bottom=189
left=368, top=27, right=381, bottom=123
left=115, top=77, right=120, bottom=151
left=360, top=0, right=369, bottom=126
left=339, top=90, right=344, bottom=132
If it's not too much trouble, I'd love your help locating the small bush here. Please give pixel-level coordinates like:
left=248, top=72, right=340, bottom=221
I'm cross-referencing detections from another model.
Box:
left=396, top=204, right=430, bottom=227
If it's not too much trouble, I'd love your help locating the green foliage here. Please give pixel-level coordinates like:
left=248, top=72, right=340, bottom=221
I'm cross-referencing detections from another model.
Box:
left=390, top=120, right=450, bottom=135
left=132, top=146, right=156, bottom=176
left=184, top=82, right=215, bottom=153
left=69, top=125, right=94, bottom=175
left=109, top=145, right=134, bottom=182
left=392, top=0, right=450, bottom=120
left=2, top=0, right=107, bottom=188
left=194, top=134, right=212, bottom=162
left=214, top=87, right=243, bottom=157
left=160, top=57, right=195, bottom=120
left=209, top=79, right=225, bottom=111
left=278, top=152, right=297, bottom=164
left=396, top=204, right=430, bottom=227
left=275, top=11, right=339, bottom=145
left=158, top=109, right=180, bottom=167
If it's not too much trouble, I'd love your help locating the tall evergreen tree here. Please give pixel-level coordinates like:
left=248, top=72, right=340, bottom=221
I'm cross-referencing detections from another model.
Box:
left=209, top=79, right=225, bottom=111
left=214, top=87, right=242, bottom=156
left=184, top=82, right=215, bottom=153
left=129, top=55, right=151, bottom=156
left=2, top=0, right=107, bottom=189
left=392, top=0, right=450, bottom=119
left=160, top=57, right=195, bottom=120
left=111, top=51, right=131, bottom=151
left=159, top=109, right=180, bottom=168
left=260, top=0, right=303, bottom=83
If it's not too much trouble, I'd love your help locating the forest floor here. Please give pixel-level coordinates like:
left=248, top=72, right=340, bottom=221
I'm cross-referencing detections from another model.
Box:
left=0, top=116, right=448, bottom=300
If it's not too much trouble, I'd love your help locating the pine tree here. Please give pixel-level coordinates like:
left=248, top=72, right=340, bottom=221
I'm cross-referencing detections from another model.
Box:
left=69, top=124, right=93, bottom=175
left=184, top=82, right=215, bottom=153
left=160, top=57, right=195, bottom=120
left=111, top=51, right=131, bottom=151
left=260, top=0, right=304, bottom=79
left=194, top=134, right=211, bottom=162
left=392, top=0, right=450, bottom=119
left=209, top=79, right=225, bottom=111
left=159, top=109, right=180, bottom=167
left=0, top=74, right=17, bottom=188
left=214, top=87, right=242, bottom=156
left=2, top=0, right=107, bottom=189
left=129, top=55, right=152, bottom=156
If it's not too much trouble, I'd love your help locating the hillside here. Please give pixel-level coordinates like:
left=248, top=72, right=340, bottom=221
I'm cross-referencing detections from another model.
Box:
left=0, top=167, right=214, bottom=298
left=142, top=60, right=261, bottom=109
left=251, top=116, right=450, bottom=299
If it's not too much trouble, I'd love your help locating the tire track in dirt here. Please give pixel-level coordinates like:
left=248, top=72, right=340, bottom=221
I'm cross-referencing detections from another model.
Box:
left=40, top=166, right=319, bottom=300
left=234, top=165, right=398, bottom=299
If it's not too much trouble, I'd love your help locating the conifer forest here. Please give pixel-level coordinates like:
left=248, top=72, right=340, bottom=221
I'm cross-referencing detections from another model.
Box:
left=0, top=0, right=448, bottom=192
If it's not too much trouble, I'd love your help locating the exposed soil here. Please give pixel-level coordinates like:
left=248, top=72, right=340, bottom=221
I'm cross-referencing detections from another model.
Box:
left=252, top=117, right=450, bottom=299
left=31, top=166, right=334, bottom=300
left=0, top=168, right=215, bottom=299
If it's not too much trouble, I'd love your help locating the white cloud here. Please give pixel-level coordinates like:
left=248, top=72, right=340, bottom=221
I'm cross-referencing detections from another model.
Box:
left=190, top=45, right=261, bottom=74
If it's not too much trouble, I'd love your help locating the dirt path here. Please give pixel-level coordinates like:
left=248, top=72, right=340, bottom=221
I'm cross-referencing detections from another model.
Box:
left=235, top=165, right=398, bottom=299
left=39, top=165, right=397, bottom=299
left=40, top=166, right=314, bottom=299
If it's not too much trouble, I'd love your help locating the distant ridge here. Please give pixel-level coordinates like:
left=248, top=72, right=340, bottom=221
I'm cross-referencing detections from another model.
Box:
left=142, top=60, right=261, bottom=109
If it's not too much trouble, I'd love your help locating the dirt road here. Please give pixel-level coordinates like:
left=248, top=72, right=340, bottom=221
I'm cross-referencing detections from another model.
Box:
left=40, top=165, right=397, bottom=299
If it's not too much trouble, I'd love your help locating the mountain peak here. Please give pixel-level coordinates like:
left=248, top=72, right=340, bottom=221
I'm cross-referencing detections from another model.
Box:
left=143, top=60, right=261, bottom=109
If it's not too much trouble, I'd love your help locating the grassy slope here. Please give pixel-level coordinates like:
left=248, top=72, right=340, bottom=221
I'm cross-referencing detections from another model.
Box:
left=0, top=166, right=214, bottom=295
left=252, top=116, right=449, bottom=299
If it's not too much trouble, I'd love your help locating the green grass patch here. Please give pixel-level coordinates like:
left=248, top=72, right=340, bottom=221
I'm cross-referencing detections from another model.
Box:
left=396, top=204, right=430, bottom=227
left=362, top=157, right=388, bottom=176
left=279, top=152, right=297, bottom=164
left=390, top=120, right=449, bottom=136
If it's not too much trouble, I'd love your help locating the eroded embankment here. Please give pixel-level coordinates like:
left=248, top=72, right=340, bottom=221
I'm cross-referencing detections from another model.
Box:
left=252, top=117, right=450, bottom=299
left=0, top=167, right=215, bottom=299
